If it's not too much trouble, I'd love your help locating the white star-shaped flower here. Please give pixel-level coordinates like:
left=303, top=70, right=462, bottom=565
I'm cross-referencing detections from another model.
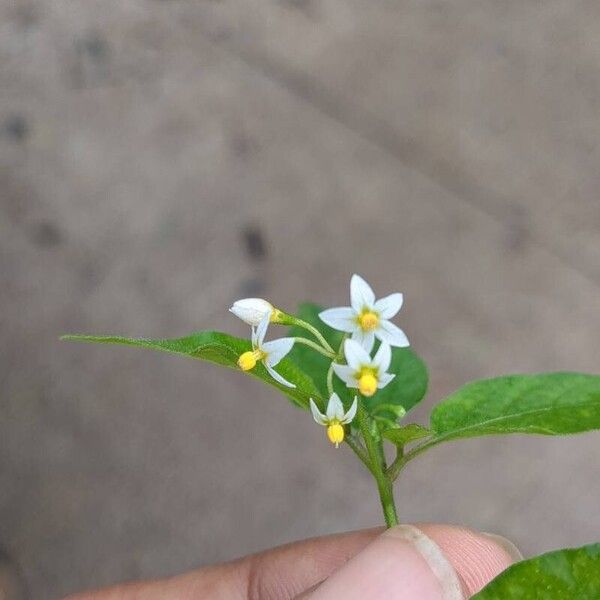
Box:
left=237, top=312, right=296, bottom=388
left=310, top=393, right=358, bottom=447
left=319, top=274, right=409, bottom=351
left=332, top=339, right=395, bottom=397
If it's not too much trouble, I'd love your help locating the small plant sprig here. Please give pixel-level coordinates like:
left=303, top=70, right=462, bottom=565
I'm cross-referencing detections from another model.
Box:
left=62, top=274, right=600, bottom=526
left=62, top=275, right=600, bottom=594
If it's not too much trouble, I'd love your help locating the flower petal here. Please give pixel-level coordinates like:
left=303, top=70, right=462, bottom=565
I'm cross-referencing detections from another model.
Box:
left=255, top=311, right=271, bottom=346
left=326, top=392, right=345, bottom=421
left=351, top=329, right=375, bottom=354
left=350, top=274, right=376, bottom=312
left=376, top=320, right=410, bottom=348
left=374, top=293, right=403, bottom=319
left=373, top=342, right=392, bottom=373
left=377, top=372, right=396, bottom=389
left=263, top=337, right=294, bottom=366
left=309, top=399, right=327, bottom=425
left=344, top=339, right=372, bottom=370
left=332, top=363, right=356, bottom=386
left=318, top=307, right=357, bottom=333
left=342, top=396, right=358, bottom=424
left=265, top=363, right=296, bottom=388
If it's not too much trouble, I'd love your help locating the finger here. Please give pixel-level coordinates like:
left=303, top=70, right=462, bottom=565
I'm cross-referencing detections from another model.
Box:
left=63, top=528, right=382, bottom=600
left=304, top=524, right=522, bottom=599
left=418, top=524, right=522, bottom=596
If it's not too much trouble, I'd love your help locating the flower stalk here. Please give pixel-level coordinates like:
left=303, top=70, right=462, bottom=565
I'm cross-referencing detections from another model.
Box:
left=292, top=337, right=336, bottom=359
left=288, top=316, right=335, bottom=354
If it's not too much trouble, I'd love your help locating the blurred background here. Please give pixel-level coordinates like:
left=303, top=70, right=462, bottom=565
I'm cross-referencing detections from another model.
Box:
left=1, top=1, right=600, bottom=598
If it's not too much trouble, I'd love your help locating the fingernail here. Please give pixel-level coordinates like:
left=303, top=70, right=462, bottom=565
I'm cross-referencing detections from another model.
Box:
left=480, top=532, right=523, bottom=563
left=385, top=525, right=464, bottom=599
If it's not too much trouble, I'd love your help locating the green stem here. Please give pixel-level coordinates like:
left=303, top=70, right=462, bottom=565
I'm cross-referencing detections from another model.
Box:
left=344, top=434, right=371, bottom=472
left=326, top=332, right=349, bottom=396
left=377, top=475, right=399, bottom=529
left=292, top=318, right=335, bottom=354
left=326, top=361, right=335, bottom=396
left=356, top=401, right=398, bottom=528
left=292, top=337, right=336, bottom=359
left=387, top=436, right=440, bottom=481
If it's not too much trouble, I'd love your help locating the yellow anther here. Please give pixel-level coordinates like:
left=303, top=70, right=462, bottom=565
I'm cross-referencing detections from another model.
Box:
left=238, top=350, right=263, bottom=371
left=327, top=422, right=345, bottom=447
left=358, top=311, right=379, bottom=331
left=358, top=372, right=378, bottom=397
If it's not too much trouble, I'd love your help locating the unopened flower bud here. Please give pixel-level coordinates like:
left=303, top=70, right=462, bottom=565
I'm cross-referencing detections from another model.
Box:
left=230, top=298, right=275, bottom=326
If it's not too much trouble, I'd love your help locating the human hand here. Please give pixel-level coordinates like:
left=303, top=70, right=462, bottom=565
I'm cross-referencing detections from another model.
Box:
left=65, top=523, right=521, bottom=600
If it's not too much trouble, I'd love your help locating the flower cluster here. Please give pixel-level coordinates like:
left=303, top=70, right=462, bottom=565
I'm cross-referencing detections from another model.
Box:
left=230, top=275, right=409, bottom=447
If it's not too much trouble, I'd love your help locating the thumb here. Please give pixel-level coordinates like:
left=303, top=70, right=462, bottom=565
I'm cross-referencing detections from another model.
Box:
left=303, top=524, right=522, bottom=599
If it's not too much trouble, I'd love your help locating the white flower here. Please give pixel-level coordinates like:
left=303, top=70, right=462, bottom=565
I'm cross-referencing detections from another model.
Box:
left=230, top=298, right=275, bottom=327
left=332, top=339, right=395, bottom=397
left=310, top=393, right=358, bottom=447
left=237, top=312, right=296, bottom=388
left=319, top=274, right=409, bottom=351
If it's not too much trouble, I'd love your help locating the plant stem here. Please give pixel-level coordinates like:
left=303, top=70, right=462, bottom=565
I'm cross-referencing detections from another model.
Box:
left=376, top=474, right=399, bottom=529
left=292, top=337, right=336, bottom=359
left=291, top=318, right=335, bottom=353
left=344, top=434, right=371, bottom=471
left=386, top=435, right=441, bottom=481
left=356, top=401, right=399, bottom=528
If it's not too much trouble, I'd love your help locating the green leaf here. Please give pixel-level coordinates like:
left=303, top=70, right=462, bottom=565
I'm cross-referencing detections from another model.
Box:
left=430, top=373, right=600, bottom=442
left=473, top=543, right=600, bottom=599
left=287, top=303, right=428, bottom=416
left=61, top=331, right=321, bottom=409
left=383, top=423, right=431, bottom=446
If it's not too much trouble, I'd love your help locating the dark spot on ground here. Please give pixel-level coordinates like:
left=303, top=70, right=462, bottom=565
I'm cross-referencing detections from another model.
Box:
left=32, top=220, right=62, bottom=247
left=241, top=225, right=267, bottom=261
left=71, top=32, right=110, bottom=88
left=2, top=115, right=29, bottom=142
left=10, top=3, right=38, bottom=30
left=282, top=0, right=314, bottom=16
left=76, top=33, right=109, bottom=61
left=231, top=131, right=258, bottom=158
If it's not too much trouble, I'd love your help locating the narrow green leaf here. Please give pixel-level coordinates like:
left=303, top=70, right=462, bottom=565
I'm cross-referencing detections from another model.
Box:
left=287, top=303, right=428, bottom=415
left=431, top=373, right=600, bottom=442
left=61, top=332, right=321, bottom=409
left=473, top=543, right=600, bottom=599
left=383, top=423, right=431, bottom=446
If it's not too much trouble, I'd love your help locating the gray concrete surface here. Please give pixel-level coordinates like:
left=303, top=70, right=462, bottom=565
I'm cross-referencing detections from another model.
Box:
left=1, top=1, right=599, bottom=598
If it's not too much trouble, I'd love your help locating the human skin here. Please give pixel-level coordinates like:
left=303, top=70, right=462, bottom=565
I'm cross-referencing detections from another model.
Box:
left=64, top=523, right=521, bottom=600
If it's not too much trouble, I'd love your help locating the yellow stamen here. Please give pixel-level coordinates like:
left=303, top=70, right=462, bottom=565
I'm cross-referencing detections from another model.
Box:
left=358, top=311, right=379, bottom=331
left=358, top=371, right=378, bottom=397
left=238, top=349, right=264, bottom=371
left=327, top=422, right=345, bottom=447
